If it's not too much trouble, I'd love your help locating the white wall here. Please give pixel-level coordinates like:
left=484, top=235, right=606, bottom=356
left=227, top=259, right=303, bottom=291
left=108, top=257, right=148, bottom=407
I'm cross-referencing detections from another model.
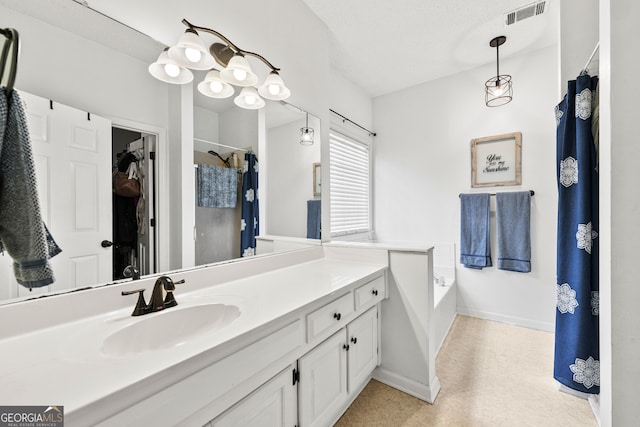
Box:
left=0, top=5, right=168, bottom=128
left=266, top=117, right=321, bottom=238
left=559, top=0, right=599, bottom=90
left=373, top=46, right=558, bottom=331
left=329, top=70, right=375, bottom=131
left=194, top=107, right=220, bottom=143
left=599, top=0, right=640, bottom=425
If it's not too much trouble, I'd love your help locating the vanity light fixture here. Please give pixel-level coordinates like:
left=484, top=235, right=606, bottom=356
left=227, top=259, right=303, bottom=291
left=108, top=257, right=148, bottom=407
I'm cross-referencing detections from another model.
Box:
left=300, top=112, right=314, bottom=145
left=234, top=86, right=266, bottom=110
left=149, top=19, right=291, bottom=109
left=148, top=48, right=194, bottom=84
left=485, top=36, right=513, bottom=107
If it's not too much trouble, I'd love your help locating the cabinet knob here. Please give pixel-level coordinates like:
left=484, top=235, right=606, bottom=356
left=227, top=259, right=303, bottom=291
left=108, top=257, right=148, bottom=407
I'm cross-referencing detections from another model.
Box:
left=343, top=344, right=350, bottom=351
left=334, top=312, right=342, bottom=321
left=351, top=336, right=358, bottom=344
left=371, top=289, right=379, bottom=296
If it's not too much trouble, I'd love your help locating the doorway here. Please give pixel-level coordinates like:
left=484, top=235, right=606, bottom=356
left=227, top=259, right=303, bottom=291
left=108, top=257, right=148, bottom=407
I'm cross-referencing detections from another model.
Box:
left=112, top=127, right=158, bottom=280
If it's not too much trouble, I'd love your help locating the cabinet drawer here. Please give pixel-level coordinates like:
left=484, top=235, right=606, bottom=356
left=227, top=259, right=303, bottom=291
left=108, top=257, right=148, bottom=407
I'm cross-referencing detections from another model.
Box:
left=354, top=275, right=385, bottom=311
left=306, top=293, right=353, bottom=342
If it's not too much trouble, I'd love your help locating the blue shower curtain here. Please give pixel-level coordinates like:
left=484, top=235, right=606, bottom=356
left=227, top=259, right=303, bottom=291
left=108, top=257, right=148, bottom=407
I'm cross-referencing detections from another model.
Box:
left=240, top=152, right=259, bottom=257
left=554, top=74, right=599, bottom=394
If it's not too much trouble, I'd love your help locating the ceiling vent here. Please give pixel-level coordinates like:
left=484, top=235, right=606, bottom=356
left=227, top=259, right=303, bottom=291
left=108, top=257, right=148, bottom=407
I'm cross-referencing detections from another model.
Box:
left=505, top=1, right=547, bottom=26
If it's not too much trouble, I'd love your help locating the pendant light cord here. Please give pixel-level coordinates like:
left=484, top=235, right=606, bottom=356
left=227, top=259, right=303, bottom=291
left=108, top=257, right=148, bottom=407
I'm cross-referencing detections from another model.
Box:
left=496, top=42, right=500, bottom=78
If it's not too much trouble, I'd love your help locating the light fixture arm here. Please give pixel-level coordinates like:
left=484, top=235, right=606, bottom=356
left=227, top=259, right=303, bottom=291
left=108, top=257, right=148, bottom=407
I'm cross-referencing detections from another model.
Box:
left=182, top=19, right=280, bottom=72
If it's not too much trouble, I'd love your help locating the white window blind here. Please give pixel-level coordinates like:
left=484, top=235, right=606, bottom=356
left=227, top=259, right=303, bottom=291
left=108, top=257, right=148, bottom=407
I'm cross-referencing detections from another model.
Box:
left=329, top=130, right=370, bottom=236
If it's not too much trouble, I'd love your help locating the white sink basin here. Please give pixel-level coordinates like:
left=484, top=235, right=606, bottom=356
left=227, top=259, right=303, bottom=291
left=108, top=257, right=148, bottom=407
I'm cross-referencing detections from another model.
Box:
left=102, top=303, right=240, bottom=357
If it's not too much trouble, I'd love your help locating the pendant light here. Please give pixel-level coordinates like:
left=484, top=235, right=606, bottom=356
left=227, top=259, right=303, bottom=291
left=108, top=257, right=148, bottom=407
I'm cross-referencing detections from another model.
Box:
left=485, top=36, right=512, bottom=107
left=300, top=112, right=314, bottom=145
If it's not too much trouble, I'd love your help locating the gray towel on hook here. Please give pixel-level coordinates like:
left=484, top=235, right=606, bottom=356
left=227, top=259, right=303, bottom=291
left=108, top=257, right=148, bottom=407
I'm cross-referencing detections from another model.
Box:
left=460, top=193, right=492, bottom=269
left=0, top=89, right=61, bottom=288
left=496, top=191, right=531, bottom=272
left=197, top=164, right=238, bottom=208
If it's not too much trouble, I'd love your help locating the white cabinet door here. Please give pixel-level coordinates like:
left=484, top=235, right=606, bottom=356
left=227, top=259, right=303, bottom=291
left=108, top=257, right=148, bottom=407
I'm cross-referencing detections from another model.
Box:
left=347, top=306, right=378, bottom=392
left=298, top=330, right=348, bottom=427
left=212, top=366, right=296, bottom=427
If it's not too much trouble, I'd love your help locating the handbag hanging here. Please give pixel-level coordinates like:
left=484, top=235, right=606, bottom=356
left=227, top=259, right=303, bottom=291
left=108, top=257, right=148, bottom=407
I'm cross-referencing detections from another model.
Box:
left=113, top=171, right=140, bottom=197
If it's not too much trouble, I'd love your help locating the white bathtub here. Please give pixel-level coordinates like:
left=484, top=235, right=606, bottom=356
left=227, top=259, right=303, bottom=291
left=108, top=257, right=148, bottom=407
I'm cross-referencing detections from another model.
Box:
left=434, top=276, right=456, bottom=356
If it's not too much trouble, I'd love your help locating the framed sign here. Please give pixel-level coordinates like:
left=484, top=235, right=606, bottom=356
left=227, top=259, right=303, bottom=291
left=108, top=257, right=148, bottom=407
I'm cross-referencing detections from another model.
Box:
left=471, top=132, right=522, bottom=188
left=313, top=162, right=321, bottom=196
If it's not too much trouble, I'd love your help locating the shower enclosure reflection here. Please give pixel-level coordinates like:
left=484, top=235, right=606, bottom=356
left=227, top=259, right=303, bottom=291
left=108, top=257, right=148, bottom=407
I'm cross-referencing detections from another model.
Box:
left=193, top=106, right=258, bottom=266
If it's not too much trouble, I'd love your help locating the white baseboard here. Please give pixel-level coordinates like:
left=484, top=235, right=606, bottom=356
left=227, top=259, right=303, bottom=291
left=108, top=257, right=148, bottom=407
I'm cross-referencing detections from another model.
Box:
left=588, top=394, right=600, bottom=426
left=457, top=306, right=554, bottom=332
left=372, top=367, right=441, bottom=404
left=328, top=374, right=373, bottom=426
left=558, top=384, right=600, bottom=426
left=436, top=313, right=457, bottom=356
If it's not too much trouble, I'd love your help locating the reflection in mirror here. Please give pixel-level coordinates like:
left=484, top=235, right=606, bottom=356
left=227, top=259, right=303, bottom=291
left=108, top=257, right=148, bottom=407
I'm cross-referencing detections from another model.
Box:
left=264, top=101, right=321, bottom=240
left=193, top=101, right=259, bottom=267
left=0, top=1, right=322, bottom=306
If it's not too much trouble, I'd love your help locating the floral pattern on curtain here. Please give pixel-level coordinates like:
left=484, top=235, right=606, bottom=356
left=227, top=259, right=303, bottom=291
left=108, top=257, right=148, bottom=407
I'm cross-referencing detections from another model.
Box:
left=554, top=74, right=600, bottom=394
left=240, top=152, right=259, bottom=257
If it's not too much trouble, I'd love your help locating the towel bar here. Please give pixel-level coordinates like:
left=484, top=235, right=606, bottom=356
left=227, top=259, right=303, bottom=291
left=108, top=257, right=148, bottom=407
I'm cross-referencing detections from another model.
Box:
left=459, top=190, right=535, bottom=198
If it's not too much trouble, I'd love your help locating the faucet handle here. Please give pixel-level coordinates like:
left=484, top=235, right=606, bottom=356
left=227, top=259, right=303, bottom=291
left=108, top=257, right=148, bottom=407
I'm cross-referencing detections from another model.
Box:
left=163, top=279, right=186, bottom=309
left=122, top=265, right=140, bottom=280
left=121, top=288, right=148, bottom=316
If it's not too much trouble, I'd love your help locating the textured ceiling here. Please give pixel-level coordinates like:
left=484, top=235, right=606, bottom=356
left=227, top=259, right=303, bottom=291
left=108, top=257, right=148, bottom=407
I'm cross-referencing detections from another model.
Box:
left=301, top=0, right=558, bottom=96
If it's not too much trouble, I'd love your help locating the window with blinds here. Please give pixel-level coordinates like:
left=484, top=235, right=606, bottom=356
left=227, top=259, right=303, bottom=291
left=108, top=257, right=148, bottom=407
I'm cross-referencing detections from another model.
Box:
left=329, top=130, right=371, bottom=236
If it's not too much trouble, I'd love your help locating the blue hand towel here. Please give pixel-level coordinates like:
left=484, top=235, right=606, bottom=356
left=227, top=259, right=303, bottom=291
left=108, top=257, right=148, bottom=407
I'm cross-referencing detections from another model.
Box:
left=496, top=191, right=531, bottom=272
left=197, top=164, right=238, bottom=208
left=307, top=199, right=321, bottom=239
left=460, top=193, right=492, bottom=269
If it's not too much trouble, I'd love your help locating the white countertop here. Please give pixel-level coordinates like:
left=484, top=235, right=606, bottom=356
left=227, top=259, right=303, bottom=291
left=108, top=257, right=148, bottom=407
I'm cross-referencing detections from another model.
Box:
left=326, top=240, right=434, bottom=253
left=0, top=253, right=386, bottom=422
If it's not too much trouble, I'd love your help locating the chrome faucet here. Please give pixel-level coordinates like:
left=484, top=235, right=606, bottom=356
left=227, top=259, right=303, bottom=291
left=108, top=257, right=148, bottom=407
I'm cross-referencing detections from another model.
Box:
left=121, top=275, right=186, bottom=316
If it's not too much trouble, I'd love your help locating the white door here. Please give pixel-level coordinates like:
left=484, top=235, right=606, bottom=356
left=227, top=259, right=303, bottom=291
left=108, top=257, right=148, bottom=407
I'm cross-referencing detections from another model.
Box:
left=347, top=306, right=378, bottom=392
left=17, top=91, right=112, bottom=297
left=211, top=366, right=297, bottom=427
left=131, top=134, right=156, bottom=277
left=298, top=329, right=348, bottom=427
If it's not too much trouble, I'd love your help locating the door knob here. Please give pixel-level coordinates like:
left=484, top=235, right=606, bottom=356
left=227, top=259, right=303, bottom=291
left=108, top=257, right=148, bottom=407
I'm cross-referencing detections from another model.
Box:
left=101, top=240, right=114, bottom=248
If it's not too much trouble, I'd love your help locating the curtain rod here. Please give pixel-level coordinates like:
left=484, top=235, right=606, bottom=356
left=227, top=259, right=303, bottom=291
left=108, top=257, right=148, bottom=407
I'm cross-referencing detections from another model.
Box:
left=194, top=138, right=248, bottom=152
left=280, top=100, right=306, bottom=114
left=459, top=190, right=535, bottom=197
left=330, top=109, right=376, bottom=137
left=582, top=42, right=600, bottom=73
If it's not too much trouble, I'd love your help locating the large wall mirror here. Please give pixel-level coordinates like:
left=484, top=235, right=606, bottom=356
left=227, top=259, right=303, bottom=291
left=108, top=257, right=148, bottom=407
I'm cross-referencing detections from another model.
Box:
left=0, top=0, right=321, bottom=304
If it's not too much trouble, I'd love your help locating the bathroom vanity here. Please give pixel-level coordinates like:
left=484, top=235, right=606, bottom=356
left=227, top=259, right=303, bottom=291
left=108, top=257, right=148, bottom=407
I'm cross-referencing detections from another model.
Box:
left=0, top=246, right=391, bottom=426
